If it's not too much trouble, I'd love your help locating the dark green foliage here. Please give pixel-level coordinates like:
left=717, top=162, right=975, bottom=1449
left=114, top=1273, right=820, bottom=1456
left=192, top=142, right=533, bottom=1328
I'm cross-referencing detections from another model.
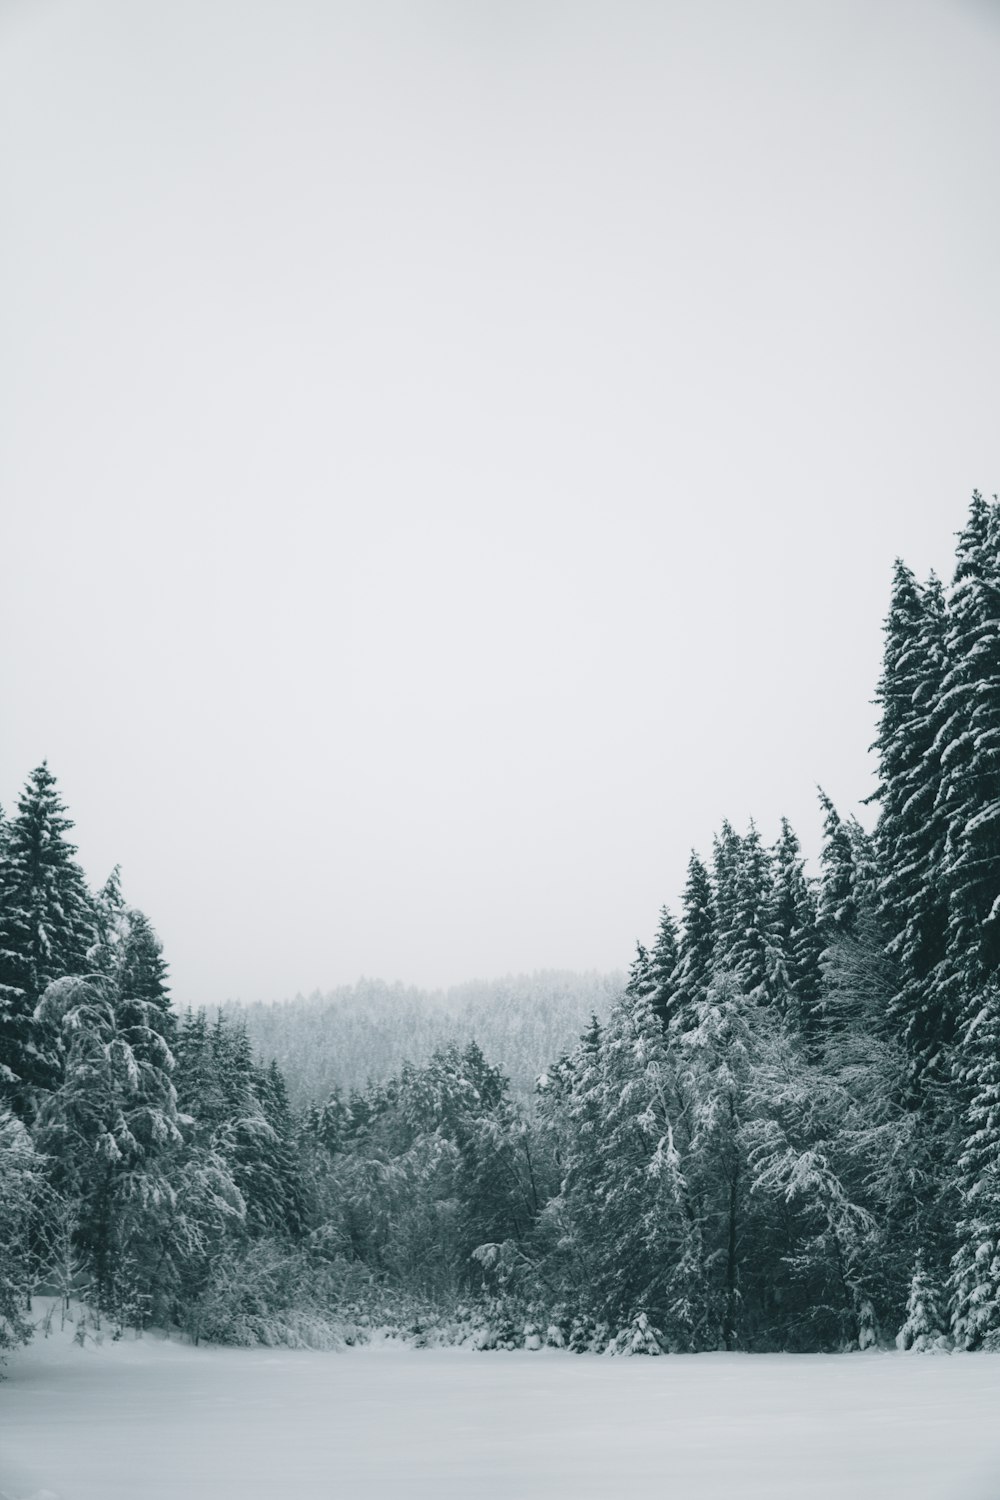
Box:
left=0, top=764, right=96, bottom=1111
left=817, top=790, right=861, bottom=938
left=874, top=566, right=952, bottom=1073
left=770, top=819, right=823, bottom=1031
left=32, top=973, right=183, bottom=1317
left=648, top=906, right=679, bottom=1030
left=672, top=852, right=716, bottom=1028
left=726, top=822, right=777, bottom=1002
left=935, top=496, right=1000, bottom=1025
left=0, top=1110, right=42, bottom=1354
left=712, top=820, right=743, bottom=969
left=625, top=942, right=654, bottom=999
left=950, top=987, right=1000, bottom=1349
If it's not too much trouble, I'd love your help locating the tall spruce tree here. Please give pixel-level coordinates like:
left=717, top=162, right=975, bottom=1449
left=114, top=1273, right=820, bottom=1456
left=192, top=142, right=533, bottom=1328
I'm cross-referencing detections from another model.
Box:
left=625, top=942, right=654, bottom=1001
left=672, top=852, right=716, bottom=1029
left=934, top=495, right=1000, bottom=1032
left=712, top=821, right=743, bottom=974
left=0, top=764, right=96, bottom=1111
left=33, top=973, right=183, bottom=1317
left=648, top=906, right=679, bottom=1030
left=949, top=985, right=1000, bottom=1349
left=817, top=791, right=861, bottom=939
left=770, top=819, right=823, bottom=1030
left=873, top=565, right=952, bottom=1071
left=727, top=822, right=776, bottom=1003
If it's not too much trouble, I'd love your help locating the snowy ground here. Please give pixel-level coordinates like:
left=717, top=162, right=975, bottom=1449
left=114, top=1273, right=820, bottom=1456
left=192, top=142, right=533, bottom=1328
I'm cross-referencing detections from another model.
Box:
left=4, top=1313, right=1000, bottom=1499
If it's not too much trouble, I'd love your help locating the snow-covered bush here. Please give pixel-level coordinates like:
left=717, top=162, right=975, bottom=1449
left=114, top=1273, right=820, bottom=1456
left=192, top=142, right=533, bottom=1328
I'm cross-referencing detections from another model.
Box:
left=0, top=1110, right=43, bottom=1358
left=896, top=1257, right=949, bottom=1352
left=606, top=1312, right=666, bottom=1356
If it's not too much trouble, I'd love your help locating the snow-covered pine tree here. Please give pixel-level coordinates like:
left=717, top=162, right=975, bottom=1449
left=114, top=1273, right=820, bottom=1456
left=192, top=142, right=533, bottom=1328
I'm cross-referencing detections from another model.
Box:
left=770, top=819, right=823, bottom=1032
left=204, top=1014, right=291, bottom=1238
left=727, top=822, right=778, bottom=1003
left=672, top=852, right=716, bottom=1030
left=33, top=973, right=184, bottom=1318
left=896, top=1252, right=948, bottom=1351
left=538, top=983, right=706, bottom=1348
left=874, top=570, right=948, bottom=973
left=680, top=975, right=761, bottom=1349
left=933, top=495, right=1000, bottom=1039
left=256, top=1059, right=306, bottom=1240
left=648, top=906, right=679, bottom=1031
left=871, top=565, right=952, bottom=1075
left=625, top=942, right=654, bottom=1000
left=950, top=985, right=1000, bottom=1349
left=712, top=821, right=743, bottom=972
left=0, top=1108, right=43, bottom=1353
left=0, top=764, right=96, bottom=1111
left=114, top=911, right=172, bottom=1042
left=90, top=882, right=174, bottom=1064
left=817, top=790, right=860, bottom=939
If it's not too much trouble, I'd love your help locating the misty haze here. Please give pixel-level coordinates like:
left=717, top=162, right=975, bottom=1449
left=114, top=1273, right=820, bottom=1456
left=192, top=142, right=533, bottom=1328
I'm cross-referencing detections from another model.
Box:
left=2, top=2, right=1000, bottom=1497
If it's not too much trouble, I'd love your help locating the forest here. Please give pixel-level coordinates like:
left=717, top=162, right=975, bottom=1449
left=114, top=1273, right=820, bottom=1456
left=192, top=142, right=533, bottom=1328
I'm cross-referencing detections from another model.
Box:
left=1, top=492, right=999, bottom=1358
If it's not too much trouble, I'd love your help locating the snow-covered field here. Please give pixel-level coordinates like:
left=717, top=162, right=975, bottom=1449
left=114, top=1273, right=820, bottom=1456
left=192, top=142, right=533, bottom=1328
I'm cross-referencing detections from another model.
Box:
left=4, top=1314, right=1000, bottom=1500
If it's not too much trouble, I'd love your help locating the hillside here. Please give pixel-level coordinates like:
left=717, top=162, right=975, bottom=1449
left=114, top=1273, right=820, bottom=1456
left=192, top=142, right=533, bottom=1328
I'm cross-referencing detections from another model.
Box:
left=219, top=970, right=625, bottom=1106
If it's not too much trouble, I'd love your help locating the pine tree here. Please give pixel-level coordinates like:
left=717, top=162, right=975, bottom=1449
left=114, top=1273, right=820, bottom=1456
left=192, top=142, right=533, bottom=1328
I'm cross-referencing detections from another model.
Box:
left=256, top=1059, right=306, bottom=1240
left=113, top=911, right=173, bottom=1057
left=0, top=764, right=96, bottom=1110
left=770, top=819, right=823, bottom=1031
left=33, top=974, right=183, bottom=1316
left=712, top=821, right=743, bottom=971
left=873, top=565, right=952, bottom=1071
left=949, top=987, right=1000, bottom=1349
left=90, top=878, right=173, bottom=1064
left=817, top=790, right=860, bottom=938
left=727, top=822, right=777, bottom=1003
left=896, top=1253, right=948, bottom=1351
left=625, top=942, right=654, bottom=1000
left=544, top=983, right=706, bottom=1348
left=934, top=495, right=1000, bottom=1028
left=672, top=852, right=716, bottom=1029
left=0, top=1109, right=42, bottom=1352
left=648, top=906, right=679, bottom=1030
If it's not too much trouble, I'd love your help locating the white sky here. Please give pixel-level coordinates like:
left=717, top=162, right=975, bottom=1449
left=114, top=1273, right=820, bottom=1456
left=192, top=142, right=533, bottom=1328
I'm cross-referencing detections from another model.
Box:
left=1, top=0, right=998, bottom=1006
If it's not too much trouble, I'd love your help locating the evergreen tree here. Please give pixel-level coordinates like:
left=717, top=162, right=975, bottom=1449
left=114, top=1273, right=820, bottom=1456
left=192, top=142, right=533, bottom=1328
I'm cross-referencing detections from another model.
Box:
left=625, top=943, right=654, bottom=1000
left=934, top=495, right=1000, bottom=1028
left=817, top=790, right=862, bottom=939
left=90, top=885, right=173, bottom=1064
left=0, top=764, right=96, bottom=1110
left=672, top=852, right=716, bottom=1029
left=712, top=821, right=743, bottom=971
left=256, top=1059, right=306, bottom=1240
left=648, top=906, right=679, bottom=1030
left=33, top=974, right=183, bottom=1317
left=0, top=1109, right=42, bottom=1353
left=727, top=822, right=777, bottom=1002
left=873, top=566, right=953, bottom=1071
left=537, top=983, right=706, bottom=1348
left=770, top=818, right=823, bottom=1030
left=896, top=1253, right=948, bottom=1351
left=950, top=987, right=1000, bottom=1349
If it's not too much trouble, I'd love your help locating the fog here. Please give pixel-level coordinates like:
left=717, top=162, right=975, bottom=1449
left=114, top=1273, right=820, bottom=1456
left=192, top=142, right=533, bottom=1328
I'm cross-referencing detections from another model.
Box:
left=1, top=0, right=997, bottom=1004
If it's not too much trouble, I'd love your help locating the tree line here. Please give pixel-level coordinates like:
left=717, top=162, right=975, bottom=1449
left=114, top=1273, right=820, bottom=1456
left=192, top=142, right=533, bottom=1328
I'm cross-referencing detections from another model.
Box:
left=2, top=492, right=1000, bottom=1354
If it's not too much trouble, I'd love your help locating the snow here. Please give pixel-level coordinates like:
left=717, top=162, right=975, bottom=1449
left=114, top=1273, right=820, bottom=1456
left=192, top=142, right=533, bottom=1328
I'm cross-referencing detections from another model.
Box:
left=4, top=1312, right=1000, bottom=1499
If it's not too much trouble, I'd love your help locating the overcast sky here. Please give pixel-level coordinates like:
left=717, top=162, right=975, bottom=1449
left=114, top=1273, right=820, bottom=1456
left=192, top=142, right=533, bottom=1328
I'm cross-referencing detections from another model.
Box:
left=1, top=0, right=997, bottom=1006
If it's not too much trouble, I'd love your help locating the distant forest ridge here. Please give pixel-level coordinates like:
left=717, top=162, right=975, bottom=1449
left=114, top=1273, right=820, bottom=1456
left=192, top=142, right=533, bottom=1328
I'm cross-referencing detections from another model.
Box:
left=217, top=970, right=626, bottom=1105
